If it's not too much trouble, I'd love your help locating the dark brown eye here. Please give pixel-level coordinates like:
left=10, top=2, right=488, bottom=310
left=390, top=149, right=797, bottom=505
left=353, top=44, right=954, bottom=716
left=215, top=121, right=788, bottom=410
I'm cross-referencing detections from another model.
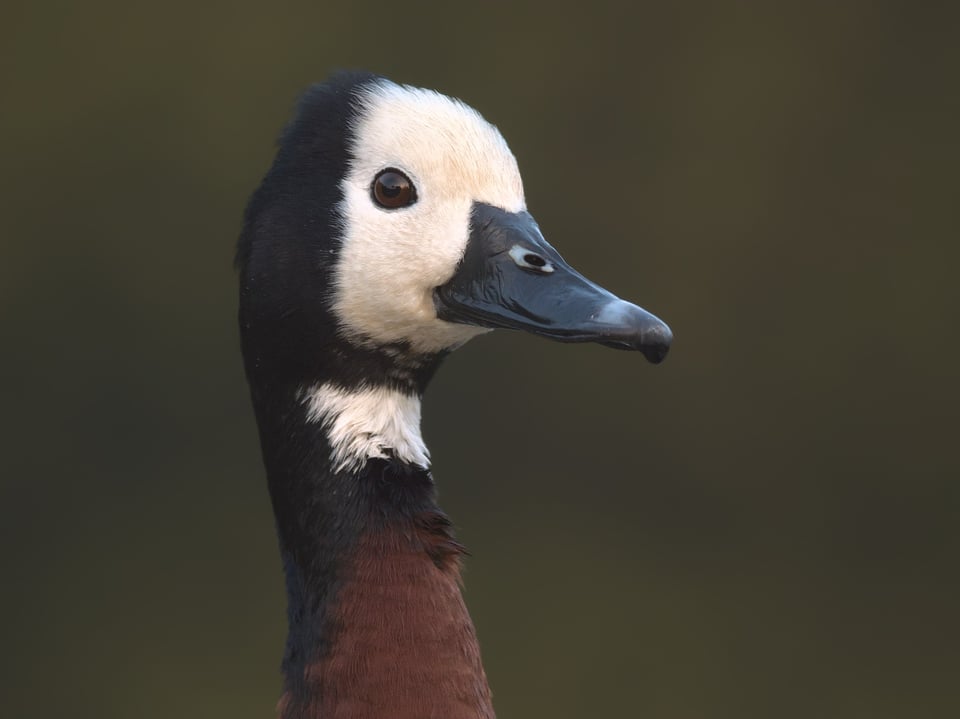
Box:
left=372, top=168, right=416, bottom=209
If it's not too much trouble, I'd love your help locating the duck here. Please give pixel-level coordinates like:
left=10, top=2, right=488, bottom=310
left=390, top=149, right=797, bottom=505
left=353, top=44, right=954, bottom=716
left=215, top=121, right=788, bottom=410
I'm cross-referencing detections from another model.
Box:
left=236, top=71, right=671, bottom=719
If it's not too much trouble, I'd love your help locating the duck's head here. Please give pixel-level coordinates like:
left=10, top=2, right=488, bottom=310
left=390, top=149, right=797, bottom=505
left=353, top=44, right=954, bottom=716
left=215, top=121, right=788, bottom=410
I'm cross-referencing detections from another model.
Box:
left=238, top=72, right=670, bottom=401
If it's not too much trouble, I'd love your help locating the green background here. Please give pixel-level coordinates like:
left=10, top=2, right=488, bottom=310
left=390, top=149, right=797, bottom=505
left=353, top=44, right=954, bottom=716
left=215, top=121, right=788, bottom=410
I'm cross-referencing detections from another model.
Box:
left=2, top=2, right=958, bottom=717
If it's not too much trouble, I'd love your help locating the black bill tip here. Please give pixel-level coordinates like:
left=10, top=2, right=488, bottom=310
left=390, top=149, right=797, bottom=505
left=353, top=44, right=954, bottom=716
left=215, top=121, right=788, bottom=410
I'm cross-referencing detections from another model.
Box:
left=640, top=322, right=672, bottom=364
left=594, top=299, right=672, bottom=363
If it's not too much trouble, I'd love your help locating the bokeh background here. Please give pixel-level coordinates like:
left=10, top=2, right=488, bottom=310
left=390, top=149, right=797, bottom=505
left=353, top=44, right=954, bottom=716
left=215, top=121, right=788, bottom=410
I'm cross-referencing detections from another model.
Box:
left=2, top=2, right=958, bottom=717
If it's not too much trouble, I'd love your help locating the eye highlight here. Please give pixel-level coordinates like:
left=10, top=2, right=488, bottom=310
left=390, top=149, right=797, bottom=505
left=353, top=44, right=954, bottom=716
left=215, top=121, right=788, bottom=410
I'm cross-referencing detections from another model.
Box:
left=372, top=168, right=417, bottom=209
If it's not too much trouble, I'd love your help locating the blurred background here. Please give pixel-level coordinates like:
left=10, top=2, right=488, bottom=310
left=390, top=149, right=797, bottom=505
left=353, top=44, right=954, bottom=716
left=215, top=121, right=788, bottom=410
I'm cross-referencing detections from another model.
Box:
left=2, top=2, right=958, bottom=717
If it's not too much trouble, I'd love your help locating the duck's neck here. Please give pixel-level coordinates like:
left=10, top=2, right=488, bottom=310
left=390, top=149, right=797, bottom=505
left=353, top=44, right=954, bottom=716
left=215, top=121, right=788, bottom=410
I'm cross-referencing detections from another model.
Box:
left=250, top=381, right=494, bottom=719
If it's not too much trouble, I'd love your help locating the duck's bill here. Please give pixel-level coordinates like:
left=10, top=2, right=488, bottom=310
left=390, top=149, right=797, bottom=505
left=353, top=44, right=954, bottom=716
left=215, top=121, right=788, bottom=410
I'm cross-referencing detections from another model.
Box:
left=434, top=203, right=672, bottom=364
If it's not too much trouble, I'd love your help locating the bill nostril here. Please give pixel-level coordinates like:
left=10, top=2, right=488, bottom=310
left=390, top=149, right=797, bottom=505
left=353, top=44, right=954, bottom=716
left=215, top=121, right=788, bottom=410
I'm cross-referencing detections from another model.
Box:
left=508, top=245, right=555, bottom=273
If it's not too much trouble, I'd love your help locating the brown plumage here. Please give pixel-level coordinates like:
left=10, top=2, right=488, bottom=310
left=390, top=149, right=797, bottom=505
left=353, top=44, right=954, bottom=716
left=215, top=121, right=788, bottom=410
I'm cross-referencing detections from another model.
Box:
left=280, top=513, right=493, bottom=719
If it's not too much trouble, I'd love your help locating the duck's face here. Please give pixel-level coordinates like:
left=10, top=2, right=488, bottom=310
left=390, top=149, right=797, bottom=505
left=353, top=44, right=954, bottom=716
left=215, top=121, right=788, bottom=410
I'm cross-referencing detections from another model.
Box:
left=333, top=81, right=526, bottom=354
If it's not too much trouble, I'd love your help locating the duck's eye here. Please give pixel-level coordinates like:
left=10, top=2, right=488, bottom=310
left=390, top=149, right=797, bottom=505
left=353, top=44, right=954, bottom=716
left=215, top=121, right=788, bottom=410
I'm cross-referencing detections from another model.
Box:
left=509, top=245, right=555, bottom=274
left=372, top=168, right=417, bottom=209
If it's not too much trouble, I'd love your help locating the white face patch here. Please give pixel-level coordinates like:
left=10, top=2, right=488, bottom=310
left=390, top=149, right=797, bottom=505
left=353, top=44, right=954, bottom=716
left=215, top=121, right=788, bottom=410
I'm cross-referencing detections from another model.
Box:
left=333, top=80, right=527, bottom=354
left=302, top=382, right=429, bottom=473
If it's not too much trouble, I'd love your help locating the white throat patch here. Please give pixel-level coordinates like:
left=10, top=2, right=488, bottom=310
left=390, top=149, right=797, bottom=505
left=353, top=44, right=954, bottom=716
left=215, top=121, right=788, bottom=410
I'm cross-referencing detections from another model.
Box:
left=302, top=383, right=429, bottom=473
left=332, top=79, right=527, bottom=354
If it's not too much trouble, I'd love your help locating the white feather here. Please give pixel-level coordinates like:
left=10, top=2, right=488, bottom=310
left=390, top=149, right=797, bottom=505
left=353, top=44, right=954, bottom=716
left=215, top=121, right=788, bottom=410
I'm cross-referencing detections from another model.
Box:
left=302, top=383, right=429, bottom=473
